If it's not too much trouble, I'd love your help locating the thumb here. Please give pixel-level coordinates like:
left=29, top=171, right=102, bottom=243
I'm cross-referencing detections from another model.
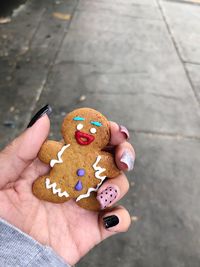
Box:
left=0, top=114, right=50, bottom=189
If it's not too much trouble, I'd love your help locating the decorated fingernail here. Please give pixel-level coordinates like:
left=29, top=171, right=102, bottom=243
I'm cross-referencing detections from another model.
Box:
left=97, top=186, right=118, bottom=209
left=119, top=125, right=130, bottom=139
left=103, top=215, right=119, bottom=229
left=120, top=150, right=135, bottom=171
left=27, top=104, right=52, bottom=128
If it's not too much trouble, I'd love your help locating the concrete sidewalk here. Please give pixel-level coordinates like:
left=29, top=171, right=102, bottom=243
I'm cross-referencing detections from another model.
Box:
left=0, top=0, right=200, bottom=266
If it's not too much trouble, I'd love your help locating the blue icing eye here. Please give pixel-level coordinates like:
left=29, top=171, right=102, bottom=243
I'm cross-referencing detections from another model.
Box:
left=91, top=121, right=102, bottom=127
left=73, top=116, right=85, bottom=121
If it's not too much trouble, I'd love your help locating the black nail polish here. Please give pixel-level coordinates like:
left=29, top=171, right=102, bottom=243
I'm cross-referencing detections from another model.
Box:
left=103, top=215, right=119, bottom=229
left=27, top=104, right=52, bottom=128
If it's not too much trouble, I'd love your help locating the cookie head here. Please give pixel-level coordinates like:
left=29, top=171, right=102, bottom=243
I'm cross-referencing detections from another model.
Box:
left=62, top=108, right=110, bottom=149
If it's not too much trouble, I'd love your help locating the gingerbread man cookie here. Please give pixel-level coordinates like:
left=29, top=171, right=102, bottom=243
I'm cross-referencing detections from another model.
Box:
left=32, top=108, right=120, bottom=211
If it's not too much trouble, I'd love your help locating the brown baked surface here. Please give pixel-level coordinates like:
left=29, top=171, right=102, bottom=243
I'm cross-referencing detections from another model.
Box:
left=32, top=107, right=120, bottom=211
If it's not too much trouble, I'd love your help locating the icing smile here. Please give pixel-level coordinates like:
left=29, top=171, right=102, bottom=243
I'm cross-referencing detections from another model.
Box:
left=75, top=130, right=95, bottom=145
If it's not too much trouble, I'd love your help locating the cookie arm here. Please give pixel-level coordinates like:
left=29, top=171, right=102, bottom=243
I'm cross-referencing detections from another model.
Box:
left=38, top=140, right=63, bottom=164
left=100, top=152, right=120, bottom=178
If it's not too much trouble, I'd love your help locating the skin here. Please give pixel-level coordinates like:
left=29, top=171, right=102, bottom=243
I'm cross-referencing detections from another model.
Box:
left=0, top=115, right=135, bottom=265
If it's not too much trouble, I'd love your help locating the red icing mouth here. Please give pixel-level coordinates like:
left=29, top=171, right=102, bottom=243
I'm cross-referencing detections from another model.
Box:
left=75, top=130, right=95, bottom=145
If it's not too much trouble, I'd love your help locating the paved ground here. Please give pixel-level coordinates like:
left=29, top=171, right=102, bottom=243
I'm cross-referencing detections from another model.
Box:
left=0, top=0, right=200, bottom=266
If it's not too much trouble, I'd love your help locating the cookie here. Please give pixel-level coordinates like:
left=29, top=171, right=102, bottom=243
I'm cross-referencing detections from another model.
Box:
left=32, top=107, right=120, bottom=211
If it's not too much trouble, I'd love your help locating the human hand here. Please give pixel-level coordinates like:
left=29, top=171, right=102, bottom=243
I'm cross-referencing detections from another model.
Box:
left=0, top=108, right=135, bottom=265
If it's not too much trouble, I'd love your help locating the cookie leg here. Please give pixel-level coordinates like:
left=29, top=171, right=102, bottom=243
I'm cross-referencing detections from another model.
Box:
left=76, top=192, right=101, bottom=211
left=32, top=175, right=71, bottom=203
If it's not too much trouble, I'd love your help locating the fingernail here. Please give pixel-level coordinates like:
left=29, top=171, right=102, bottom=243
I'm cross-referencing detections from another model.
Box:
left=119, top=125, right=130, bottom=139
left=27, top=104, right=52, bottom=128
left=120, top=150, right=135, bottom=171
left=97, top=186, right=119, bottom=209
left=103, top=215, right=119, bottom=229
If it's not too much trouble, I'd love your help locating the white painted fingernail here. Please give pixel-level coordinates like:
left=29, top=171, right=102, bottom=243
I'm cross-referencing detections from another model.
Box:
left=119, top=125, right=130, bottom=139
left=120, top=150, right=135, bottom=171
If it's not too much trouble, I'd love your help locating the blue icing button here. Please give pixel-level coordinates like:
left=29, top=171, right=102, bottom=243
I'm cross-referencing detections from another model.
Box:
left=77, top=168, right=85, bottom=177
left=75, top=180, right=83, bottom=191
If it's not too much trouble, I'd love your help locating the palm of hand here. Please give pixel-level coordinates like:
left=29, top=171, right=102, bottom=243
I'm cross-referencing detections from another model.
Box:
left=0, top=115, right=132, bottom=266
left=0, top=158, right=102, bottom=265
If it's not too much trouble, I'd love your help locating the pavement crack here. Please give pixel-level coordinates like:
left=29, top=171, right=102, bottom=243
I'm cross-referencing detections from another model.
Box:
left=130, top=129, right=200, bottom=141
left=24, top=0, right=81, bottom=126
left=87, top=91, right=182, bottom=100
left=163, top=0, right=200, bottom=7
left=7, top=8, right=45, bottom=83
left=156, top=0, right=200, bottom=108
left=184, top=61, right=200, bottom=66
left=90, top=70, right=147, bottom=75
left=76, top=7, right=162, bottom=21
left=54, top=60, right=94, bottom=66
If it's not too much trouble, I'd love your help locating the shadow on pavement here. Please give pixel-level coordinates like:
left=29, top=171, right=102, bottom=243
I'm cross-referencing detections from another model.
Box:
left=0, top=0, right=27, bottom=16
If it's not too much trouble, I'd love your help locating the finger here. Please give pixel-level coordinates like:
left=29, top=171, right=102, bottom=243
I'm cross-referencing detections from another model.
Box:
left=99, top=206, right=131, bottom=240
left=115, top=141, right=135, bottom=171
left=0, top=114, right=50, bottom=189
left=109, top=121, right=130, bottom=146
left=97, top=172, right=129, bottom=210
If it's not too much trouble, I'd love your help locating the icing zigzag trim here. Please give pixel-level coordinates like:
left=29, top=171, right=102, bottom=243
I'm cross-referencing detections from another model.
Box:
left=45, top=178, right=69, bottom=198
left=50, top=144, right=70, bottom=167
left=92, top=155, right=106, bottom=179
left=76, top=156, right=106, bottom=202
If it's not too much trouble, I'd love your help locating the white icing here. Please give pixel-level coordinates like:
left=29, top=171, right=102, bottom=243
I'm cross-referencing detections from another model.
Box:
left=93, top=155, right=106, bottom=179
left=48, top=145, right=106, bottom=202
left=45, top=178, right=69, bottom=198
left=50, top=144, right=70, bottom=167
left=77, top=123, right=83, bottom=130
left=76, top=155, right=106, bottom=202
left=90, top=127, right=96, bottom=134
